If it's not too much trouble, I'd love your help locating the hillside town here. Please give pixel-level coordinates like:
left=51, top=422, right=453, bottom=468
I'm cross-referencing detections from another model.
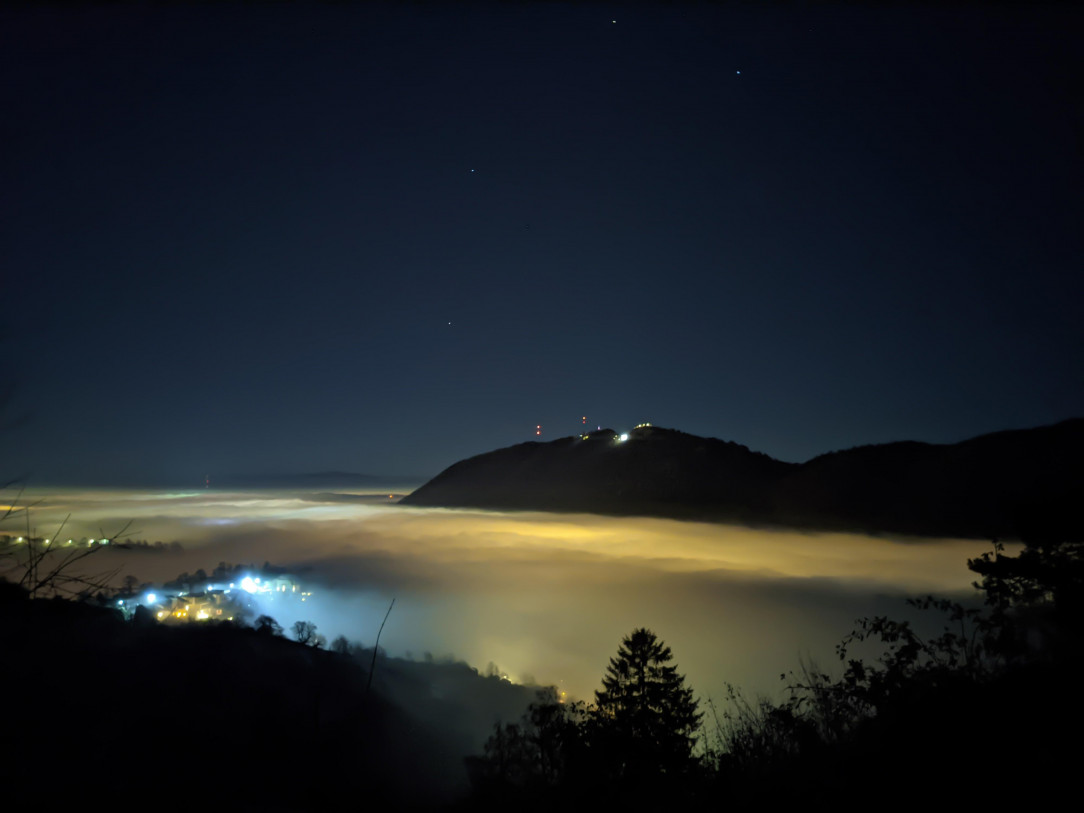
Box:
left=115, top=571, right=311, bottom=624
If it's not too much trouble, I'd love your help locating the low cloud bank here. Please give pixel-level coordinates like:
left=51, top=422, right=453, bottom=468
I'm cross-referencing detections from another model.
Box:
left=14, top=488, right=995, bottom=703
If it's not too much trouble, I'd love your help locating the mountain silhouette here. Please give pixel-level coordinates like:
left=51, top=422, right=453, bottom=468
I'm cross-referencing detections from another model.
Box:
left=400, top=420, right=1084, bottom=538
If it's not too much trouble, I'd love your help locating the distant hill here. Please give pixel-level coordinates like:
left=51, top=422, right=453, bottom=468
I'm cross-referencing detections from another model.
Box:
left=400, top=421, right=1084, bottom=538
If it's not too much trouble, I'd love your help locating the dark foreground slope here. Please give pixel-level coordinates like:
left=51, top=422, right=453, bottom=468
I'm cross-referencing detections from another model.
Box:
left=401, top=420, right=1084, bottom=538
left=0, top=582, right=536, bottom=810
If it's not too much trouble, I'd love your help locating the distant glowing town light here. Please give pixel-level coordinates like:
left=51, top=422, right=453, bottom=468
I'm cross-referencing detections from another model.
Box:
left=240, top=577, right=258, bottom=594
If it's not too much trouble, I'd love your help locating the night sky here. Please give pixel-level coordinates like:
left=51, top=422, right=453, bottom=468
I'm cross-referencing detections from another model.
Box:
left=3, top=2, right=1082, bottom=486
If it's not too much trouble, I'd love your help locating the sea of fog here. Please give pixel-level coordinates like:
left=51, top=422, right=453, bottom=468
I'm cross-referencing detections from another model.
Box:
left=5, top=486, right=1000, bottom=706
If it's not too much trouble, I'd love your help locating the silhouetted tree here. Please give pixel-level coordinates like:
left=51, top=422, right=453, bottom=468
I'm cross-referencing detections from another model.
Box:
left=331, top=634, right=351, bottom=654
left=473, top=687, right=589, bottom=797
left=594, top=628, right=702, bottom=778
left=131, top=604, right=155, bottom=628
left=293, top=620, right=317, bottom=645
left=255, top=614, right=283, bottom=636
left=969, top=536, right=1084, bottom=662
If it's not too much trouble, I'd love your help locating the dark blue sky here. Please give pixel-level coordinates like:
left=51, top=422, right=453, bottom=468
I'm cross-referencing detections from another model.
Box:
left=3, top=2, right=1082, bottom=485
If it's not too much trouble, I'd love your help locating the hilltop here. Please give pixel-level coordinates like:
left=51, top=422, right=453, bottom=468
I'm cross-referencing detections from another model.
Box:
left=400, top=420, right=1084, bottom=538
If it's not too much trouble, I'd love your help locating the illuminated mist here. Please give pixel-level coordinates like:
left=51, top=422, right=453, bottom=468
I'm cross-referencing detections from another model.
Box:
left=12, top=487, right=996, bottom=704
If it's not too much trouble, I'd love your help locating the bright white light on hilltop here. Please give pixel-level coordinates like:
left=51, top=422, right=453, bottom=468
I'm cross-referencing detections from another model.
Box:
left=618, top=434, right=629, bottom=442
left=145, top=593, right=157, bottom=604
left=241, top=577, right=258, bottom=594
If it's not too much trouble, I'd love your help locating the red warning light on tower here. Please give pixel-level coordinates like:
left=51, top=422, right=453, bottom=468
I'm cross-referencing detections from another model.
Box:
left=536, top=424, right=542, bottom=436
left=582, top=416, right=587, bottom=425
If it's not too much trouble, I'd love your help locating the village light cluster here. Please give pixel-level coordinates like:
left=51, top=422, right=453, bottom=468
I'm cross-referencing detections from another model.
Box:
left=3, top=535, right=109, bottom=546
left=114, top=573, right=309, bottom=625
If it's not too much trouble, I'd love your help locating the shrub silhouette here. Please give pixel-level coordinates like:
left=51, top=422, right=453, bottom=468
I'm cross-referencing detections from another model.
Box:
left=712, top=531, right=1084, bottom=804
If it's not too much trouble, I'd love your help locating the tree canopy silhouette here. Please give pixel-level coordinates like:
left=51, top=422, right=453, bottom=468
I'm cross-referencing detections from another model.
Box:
left=594, top=628, right=701, bottom=777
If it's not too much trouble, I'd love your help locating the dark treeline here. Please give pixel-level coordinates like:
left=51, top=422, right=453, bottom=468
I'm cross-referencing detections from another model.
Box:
left=112, top=538, right=184, bottom=552
left=463, top=528, right=1084, bottom=809
left=161, top=559, right=289, bottom=588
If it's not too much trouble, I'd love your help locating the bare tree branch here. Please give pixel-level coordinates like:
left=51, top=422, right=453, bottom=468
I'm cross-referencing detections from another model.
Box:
left=366, top=598, right=396, bottom=696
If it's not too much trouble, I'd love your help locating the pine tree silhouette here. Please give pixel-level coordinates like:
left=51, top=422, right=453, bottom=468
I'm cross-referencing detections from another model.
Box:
left=594, top=628, right=701, bottom=777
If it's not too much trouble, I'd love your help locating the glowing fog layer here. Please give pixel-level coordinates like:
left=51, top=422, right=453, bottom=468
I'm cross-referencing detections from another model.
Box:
left=11, top=488, right=995, bottom=703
